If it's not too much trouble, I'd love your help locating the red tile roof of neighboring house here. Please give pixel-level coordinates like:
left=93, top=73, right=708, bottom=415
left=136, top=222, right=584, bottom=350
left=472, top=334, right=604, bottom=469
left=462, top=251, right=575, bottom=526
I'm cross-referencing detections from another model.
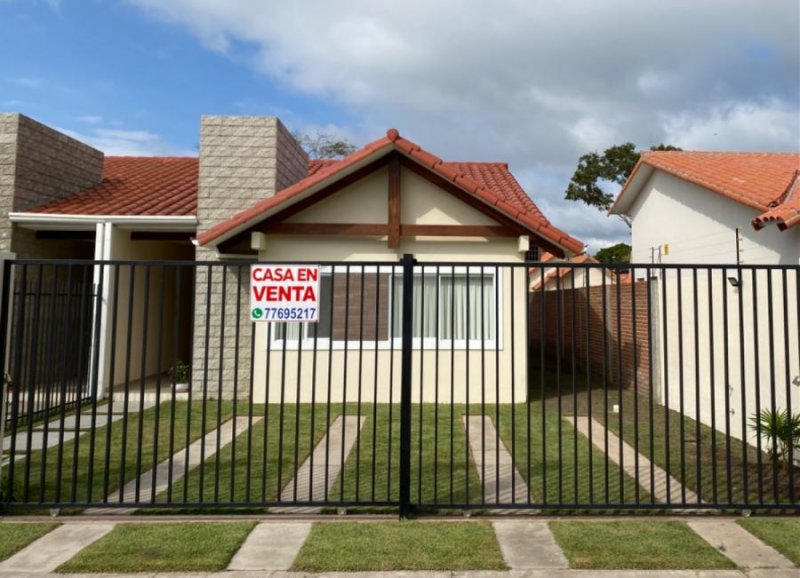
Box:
left=198, top=129, right=584, bottom=254
left=529, top=253, right=603, bottom=291
left=31, top=157, right=198, bottom=216
left=752, top=170, right=800, bottom=230
left=612, top=151, right=800, bottom=231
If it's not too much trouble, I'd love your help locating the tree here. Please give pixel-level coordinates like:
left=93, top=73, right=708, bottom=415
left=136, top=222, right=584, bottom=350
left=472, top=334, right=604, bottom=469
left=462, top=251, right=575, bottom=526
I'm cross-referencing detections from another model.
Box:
left=594, top=242, right=631, bottom=264
left=293, top=132, right=357, bottom=160
left=565, top=143, right=681, bottom=227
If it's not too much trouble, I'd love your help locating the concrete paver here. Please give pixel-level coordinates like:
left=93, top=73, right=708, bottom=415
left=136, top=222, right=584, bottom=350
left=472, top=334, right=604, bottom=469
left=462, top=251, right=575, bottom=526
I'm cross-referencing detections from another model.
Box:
left=227, top=522, right=311, bottom=571
left=688, top=520, right=795, bottom=569
left=492, top=521, right=568, bottom=569
left=278, top=415, right=366, bottom=506
left=464, top=416, right=529, bottom=505
left=566, top=416, right=701, bottom=504
left=0, top=522, right=114, bottom=573
left=87, top=416, right=261, bottom=514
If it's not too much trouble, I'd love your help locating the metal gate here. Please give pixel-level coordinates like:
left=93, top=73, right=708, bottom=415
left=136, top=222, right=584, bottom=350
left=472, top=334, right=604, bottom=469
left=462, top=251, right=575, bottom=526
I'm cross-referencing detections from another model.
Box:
left=0, top=257, right=798, bottom=513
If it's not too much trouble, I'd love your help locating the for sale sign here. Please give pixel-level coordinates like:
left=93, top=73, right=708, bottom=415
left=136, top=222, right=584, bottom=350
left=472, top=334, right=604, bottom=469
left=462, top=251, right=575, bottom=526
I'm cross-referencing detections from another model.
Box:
left=250, top=264, right=320, bottom=322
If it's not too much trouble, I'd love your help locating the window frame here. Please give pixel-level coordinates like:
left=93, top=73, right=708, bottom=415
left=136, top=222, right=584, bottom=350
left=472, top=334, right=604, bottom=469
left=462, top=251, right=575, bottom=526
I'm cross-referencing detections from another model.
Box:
left=267, top=264, right=503, bottom=351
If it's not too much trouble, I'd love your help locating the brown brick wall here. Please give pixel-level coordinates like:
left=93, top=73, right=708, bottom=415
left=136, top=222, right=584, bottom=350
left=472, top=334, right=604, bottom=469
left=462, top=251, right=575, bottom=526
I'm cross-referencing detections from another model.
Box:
left=529, top=281, right=652, bottom=394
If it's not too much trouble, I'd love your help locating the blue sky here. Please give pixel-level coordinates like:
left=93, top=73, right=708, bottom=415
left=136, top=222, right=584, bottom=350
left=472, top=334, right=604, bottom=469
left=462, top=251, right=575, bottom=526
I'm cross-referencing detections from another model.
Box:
left=1, top=0, right=798, bottom=251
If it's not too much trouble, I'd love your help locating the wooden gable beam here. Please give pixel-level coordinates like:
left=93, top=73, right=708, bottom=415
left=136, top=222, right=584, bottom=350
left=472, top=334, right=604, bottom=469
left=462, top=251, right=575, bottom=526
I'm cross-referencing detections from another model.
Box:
left=388, top=156, right=401, bottom=248
left=217, top=154, right=392, bottom=253
left=399, top=156, right=567, bottom=257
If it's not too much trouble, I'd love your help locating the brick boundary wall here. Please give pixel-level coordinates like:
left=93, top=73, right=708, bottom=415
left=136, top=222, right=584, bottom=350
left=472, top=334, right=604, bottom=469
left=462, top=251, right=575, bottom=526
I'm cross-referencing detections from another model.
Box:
left=529, top=280, right=652, bottom=395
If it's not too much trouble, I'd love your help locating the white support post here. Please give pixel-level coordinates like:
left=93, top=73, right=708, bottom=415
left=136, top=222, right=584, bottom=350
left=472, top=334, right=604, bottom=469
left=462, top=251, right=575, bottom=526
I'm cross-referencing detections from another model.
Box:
left=89, top=223, right=114, bottom=400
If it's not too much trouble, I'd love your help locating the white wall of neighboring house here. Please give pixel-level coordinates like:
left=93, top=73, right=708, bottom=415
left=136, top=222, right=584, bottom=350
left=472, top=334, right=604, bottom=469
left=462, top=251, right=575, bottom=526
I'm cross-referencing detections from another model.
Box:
left=626, top=168, right=800, bottom=446
left=251, top=164, right=530, bottom=404
left=530, top=266, right=612, bottom=291
left=629, top=170, right=800, bottom=266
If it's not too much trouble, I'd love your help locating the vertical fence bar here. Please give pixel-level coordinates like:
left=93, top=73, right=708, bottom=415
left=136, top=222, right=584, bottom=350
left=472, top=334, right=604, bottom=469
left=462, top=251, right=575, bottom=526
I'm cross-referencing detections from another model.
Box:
left=399, top=253, right=415, bottom=518
left=0, top=259, right=13, bottom=504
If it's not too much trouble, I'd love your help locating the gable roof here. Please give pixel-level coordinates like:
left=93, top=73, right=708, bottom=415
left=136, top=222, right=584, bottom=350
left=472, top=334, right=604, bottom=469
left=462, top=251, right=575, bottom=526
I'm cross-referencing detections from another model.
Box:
left=198, top=129, right=584, bottom=254
left=30, top=157, right=198, bottom=216
left=610, top=151, right=800, bottom=230
left=529, top=252, right=606, bottom=290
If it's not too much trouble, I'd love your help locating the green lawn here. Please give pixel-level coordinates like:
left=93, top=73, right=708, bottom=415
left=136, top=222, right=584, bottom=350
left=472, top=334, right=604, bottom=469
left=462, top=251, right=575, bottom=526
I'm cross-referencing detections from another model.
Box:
left=0, top=523, right=59, bottom=561
left=549, top=520, right=736, bottom=569
left=493, top=402, right=648, bottom=506
left=162, top=403, right=340, bottom=504
left=56, top=522, right=255, bottom=573
left=292, top=521, right=506, bottom=572
left=738, top=518, right=800, bottom=566
left=3, top=401, right=233, bottom=506
left=331, top=404, right=483, bottom=506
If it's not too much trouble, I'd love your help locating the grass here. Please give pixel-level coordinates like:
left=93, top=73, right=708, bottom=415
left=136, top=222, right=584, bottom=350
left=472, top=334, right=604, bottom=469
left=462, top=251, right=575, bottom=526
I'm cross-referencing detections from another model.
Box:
left=291, top=521, right=506, bottom=572
left=332, top=404, right=483, bottom=506
left=549, top=520, right=737, bottom=569
left=161, top=403, right=340, bottom=504
left=0, top=522, right=59, bottom=561
left=738, top=518, right=800, bottom=566
left=3, top=401, right=233, bottom=506
left=56, top=522, right=255, bottom=573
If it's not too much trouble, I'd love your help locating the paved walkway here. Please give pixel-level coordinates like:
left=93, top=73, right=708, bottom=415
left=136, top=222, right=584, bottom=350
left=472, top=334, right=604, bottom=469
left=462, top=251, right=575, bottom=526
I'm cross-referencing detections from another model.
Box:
left=566, top=415, right=701, bottom=504
left=87, top=416, right=261, bottom=514
left=464, top=416, right=529, bottom=505
left=0, top=518, right=797, bottom=577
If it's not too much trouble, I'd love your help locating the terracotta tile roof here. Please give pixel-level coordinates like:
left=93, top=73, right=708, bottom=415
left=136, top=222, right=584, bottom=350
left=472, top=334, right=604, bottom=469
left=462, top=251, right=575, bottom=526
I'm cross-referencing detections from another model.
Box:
left=529, top=253, right=599, bottom=291
left=752, top=171, right=800, bottom=230
left=31, top=157, right=198, bottom=216
left=613, top=151, right=800, bottom=230
left=199, top=129, right=584, bottom=254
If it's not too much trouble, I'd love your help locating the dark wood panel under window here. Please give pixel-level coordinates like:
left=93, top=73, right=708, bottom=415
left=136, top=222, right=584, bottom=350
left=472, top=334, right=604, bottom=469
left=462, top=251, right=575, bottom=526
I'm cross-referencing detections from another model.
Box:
left=330, top=272, right=391, bottom=341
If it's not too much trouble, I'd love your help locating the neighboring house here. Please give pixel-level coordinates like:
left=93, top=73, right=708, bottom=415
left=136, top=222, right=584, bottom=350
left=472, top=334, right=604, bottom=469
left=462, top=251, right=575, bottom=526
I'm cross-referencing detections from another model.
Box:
left=610, top=151, right=800, bottom=265
left=610, top=150, right=800, bottom=444
left=0, top=113, right=583, bottom=404
left=528, top=252, right=614, bottom=291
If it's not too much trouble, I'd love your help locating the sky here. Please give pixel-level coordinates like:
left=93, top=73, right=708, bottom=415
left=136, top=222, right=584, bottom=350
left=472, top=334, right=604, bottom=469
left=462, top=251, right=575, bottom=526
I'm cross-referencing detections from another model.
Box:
left=1, top=0, right=798, bottom=253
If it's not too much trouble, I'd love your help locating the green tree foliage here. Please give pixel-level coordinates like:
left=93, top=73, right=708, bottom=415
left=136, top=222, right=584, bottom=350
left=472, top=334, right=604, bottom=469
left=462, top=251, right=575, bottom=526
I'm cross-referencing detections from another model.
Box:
left=565, top=143, right=681, bottom=226
left=293, top=132, right=358, bottom=159
left=594, top=242, right=632, bottom=264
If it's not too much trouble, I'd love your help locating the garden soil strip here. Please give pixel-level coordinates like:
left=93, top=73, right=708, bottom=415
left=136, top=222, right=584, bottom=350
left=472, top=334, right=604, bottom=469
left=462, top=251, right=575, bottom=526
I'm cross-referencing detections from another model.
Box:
left=566, top=416, right=701, bottom=504
left=276, top=415, right=366, bottom=510
left=464, top=416, right=529, bottom=504
left=0, top=523, right=114, bottom=574
left=228, top=522, right=311, bottom=571
left=492, top=521, right=569, bottom=569
left=688, top=520, right=795, bottom=569
left=87, top=415, right=261, bottom=514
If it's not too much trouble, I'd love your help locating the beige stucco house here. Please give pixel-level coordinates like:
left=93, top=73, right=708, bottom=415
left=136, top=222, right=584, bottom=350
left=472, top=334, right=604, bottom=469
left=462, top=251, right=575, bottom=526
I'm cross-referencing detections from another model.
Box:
left=0, top=113, right=583, bottom=405
left=610, top=151, right=800, bottom=444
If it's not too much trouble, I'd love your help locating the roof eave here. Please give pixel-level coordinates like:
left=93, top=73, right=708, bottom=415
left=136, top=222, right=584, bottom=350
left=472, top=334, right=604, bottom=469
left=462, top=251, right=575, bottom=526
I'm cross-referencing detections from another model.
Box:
left=609, top=161, right=653, bottom=216
left=9, top=213, right=198, bottom=232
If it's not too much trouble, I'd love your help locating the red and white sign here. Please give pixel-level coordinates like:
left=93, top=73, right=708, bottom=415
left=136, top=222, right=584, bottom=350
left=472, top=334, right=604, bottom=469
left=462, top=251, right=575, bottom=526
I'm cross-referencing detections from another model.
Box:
left=250, top=264, right=320, bottom=323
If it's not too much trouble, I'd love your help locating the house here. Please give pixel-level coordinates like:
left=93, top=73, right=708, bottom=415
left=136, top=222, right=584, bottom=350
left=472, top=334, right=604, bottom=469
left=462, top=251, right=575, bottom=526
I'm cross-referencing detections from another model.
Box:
left=610, top=151, right=800, bottom=265
left=0, top=113, right=583, bottom=404
left=610, top=150, right=800, bottom=444
left=528, top=252, right=614, bottom=291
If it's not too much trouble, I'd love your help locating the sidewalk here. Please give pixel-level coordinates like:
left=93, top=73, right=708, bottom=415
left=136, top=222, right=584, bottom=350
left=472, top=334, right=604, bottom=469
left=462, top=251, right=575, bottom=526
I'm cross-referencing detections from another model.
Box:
left=0, top=517, right=796, bottom=577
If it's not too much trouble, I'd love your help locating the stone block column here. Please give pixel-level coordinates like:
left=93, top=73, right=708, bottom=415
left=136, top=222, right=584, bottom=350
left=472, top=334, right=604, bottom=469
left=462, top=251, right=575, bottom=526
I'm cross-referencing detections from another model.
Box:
left=193, top=116, right=307, bottom=398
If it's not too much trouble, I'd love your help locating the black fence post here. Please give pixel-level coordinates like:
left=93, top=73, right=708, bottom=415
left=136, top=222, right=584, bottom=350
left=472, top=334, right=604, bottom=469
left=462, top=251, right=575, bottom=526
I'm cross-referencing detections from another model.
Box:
left=399, top=253, right=415, bottom=518
left=0, top=259, right=12, bottom=508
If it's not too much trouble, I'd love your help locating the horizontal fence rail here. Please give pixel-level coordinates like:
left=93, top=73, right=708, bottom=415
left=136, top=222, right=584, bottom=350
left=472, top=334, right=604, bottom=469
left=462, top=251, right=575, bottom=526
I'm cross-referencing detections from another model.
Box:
left=0, top=258, right=797, bottom=514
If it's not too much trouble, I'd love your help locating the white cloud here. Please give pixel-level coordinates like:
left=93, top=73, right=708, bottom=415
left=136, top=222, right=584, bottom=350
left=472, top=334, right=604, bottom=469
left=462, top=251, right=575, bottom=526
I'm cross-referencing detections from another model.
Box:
left=75, top=115, right=104, bottom=125
left=126, top=0, right=799, bottom=250
left=57, top=125, right=195, bottom=156
left=7, top=77, right=43, bottom=89
left=663, top=99, right=800, bottom=151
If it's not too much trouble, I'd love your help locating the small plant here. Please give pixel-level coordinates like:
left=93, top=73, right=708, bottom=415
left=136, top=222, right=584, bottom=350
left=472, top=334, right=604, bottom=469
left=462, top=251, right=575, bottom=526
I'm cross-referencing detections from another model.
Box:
left=749, top=408, right=800, bottom=472
left=169, top=360, right=190, bottom=384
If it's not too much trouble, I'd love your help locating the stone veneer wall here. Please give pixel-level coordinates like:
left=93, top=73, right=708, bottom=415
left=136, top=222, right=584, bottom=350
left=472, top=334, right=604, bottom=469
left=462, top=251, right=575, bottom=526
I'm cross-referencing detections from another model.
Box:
left=0, top=113, right=103, bottom=258
left=193, top=116, right=308, bottom=398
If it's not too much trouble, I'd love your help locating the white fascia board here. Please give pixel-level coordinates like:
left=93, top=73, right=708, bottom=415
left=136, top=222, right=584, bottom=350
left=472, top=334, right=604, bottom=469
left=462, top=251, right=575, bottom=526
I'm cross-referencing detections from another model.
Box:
left=608, top=164, right=654, bottom=216
left=9, top=213, right=198, bottom=231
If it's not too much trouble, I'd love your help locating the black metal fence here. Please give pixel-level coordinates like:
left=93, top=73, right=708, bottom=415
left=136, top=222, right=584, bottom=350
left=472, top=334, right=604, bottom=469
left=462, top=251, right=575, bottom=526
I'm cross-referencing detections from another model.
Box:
left=0, top=257, right=797, bottom=514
